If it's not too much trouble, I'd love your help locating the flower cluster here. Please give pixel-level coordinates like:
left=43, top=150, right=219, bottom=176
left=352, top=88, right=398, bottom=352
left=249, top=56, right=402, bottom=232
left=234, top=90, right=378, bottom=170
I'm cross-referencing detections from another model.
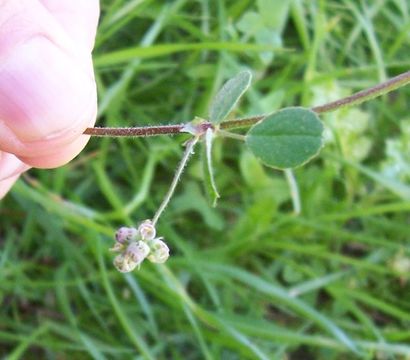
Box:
left=110, top=220, right=169, bottom=273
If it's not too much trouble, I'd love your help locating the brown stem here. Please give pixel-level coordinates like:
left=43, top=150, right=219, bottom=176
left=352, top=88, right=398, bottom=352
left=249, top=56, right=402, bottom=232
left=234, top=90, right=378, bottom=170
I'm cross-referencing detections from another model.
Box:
left=311, top=70, right=410, bottom=113
left=219, top=115, right=265, bottom=130
left=83, top=124, right=184, bottom=137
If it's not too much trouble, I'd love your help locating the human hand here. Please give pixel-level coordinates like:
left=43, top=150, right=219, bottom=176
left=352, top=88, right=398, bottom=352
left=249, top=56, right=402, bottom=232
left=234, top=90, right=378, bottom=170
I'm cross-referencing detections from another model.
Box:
left=0, top=0, right=99, bottom=198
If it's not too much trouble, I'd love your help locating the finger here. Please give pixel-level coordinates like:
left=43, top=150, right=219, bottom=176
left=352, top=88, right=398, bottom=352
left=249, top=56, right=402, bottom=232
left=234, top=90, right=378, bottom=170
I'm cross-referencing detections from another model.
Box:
left=38, top=0, right=100, bottom=50
left=0, top=0, right=98, bottom=168
left=0, top=35, right=97, bottom=167
left=17, top=117, right=95, bottom=168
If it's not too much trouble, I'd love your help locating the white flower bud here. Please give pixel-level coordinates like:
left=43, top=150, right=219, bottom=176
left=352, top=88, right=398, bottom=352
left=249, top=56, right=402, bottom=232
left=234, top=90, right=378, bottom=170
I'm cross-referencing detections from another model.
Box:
left=138, top=220, right=156, bottom=240
left=126, top=241, right=150, bottom=265
left=115, top=227, right=138, bottom=244
left=113, top=254, right=138, bottom=273
left=147, top=238, right=170, bottom=264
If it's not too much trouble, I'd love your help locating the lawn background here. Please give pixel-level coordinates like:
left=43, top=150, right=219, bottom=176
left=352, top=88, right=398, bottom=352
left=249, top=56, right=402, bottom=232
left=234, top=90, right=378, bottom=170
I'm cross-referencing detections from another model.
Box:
left=1, top=0, right=410, bottom=359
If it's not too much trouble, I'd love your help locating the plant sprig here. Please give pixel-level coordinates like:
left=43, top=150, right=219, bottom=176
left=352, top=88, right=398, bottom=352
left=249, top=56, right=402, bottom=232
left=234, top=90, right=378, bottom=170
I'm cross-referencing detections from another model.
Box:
left=98, top=69, right=410, bottom=272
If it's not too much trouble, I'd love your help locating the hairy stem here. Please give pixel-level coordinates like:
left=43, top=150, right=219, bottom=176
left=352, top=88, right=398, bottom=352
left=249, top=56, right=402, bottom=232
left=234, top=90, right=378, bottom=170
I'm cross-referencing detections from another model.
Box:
left=84, top=124, right=184, bottom=137
left=84, top=70, right=410, bottom=137
left=219, top=115, right=265, bottom=130
left=152, top=137, right=199, bottom=226
left=311, top=70, right=410, bottom=113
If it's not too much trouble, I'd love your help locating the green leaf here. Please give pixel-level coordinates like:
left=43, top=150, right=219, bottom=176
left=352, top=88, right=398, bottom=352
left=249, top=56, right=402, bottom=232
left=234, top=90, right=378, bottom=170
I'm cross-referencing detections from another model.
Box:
left=245, top=107, right=324, bottom=169
left=209, top=71, right=252, bottom=124
left=202, top=129, right=220, bottom=207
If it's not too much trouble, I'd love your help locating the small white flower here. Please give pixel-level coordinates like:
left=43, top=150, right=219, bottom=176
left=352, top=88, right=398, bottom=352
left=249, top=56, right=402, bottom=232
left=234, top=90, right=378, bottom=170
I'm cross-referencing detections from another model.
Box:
left=147, top=238, right=170, bottom=264
left=113, top=254, right=138, bottom=273
left=138, top=220, right=156, bottom=240
left=115, top=227, right=138, bottom=244
left=126, top=241, right=150, bottom=265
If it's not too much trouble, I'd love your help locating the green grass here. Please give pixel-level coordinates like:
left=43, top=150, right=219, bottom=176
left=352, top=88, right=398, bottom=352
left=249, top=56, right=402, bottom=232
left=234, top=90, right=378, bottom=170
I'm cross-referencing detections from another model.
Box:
left=1, top=0, right=410, bottom=359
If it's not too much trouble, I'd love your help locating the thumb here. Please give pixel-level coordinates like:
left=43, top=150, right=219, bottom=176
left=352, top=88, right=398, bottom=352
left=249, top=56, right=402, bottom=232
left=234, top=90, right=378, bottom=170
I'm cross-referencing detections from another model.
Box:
left=0, top=0, right=99, bottom=168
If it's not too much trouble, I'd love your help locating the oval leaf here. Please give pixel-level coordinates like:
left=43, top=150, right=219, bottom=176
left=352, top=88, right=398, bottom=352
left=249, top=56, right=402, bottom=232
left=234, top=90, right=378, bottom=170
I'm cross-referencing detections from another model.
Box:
left=209, top=71, right=252, bottom=124
left=245, top=107, right=324, bottom=169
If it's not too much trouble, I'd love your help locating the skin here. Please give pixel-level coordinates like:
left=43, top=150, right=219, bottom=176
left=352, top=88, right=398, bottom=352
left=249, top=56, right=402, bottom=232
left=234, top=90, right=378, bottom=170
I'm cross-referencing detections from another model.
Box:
left=0, top=0, right=100, bottom=198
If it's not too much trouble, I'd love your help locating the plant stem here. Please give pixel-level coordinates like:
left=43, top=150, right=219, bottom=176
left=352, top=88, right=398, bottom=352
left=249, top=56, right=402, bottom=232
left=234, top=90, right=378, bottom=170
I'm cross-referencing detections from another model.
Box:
left=284, top=169, right=301, bottom=215
left=311, top=70, right=410, bottom=113
left=84, top=124, right=184, bottom=137
left=152, top=137, right=199, bottom=226
left=219, top=115, right=265, bottom=130
left=84, top=70, right=410, bottom=137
